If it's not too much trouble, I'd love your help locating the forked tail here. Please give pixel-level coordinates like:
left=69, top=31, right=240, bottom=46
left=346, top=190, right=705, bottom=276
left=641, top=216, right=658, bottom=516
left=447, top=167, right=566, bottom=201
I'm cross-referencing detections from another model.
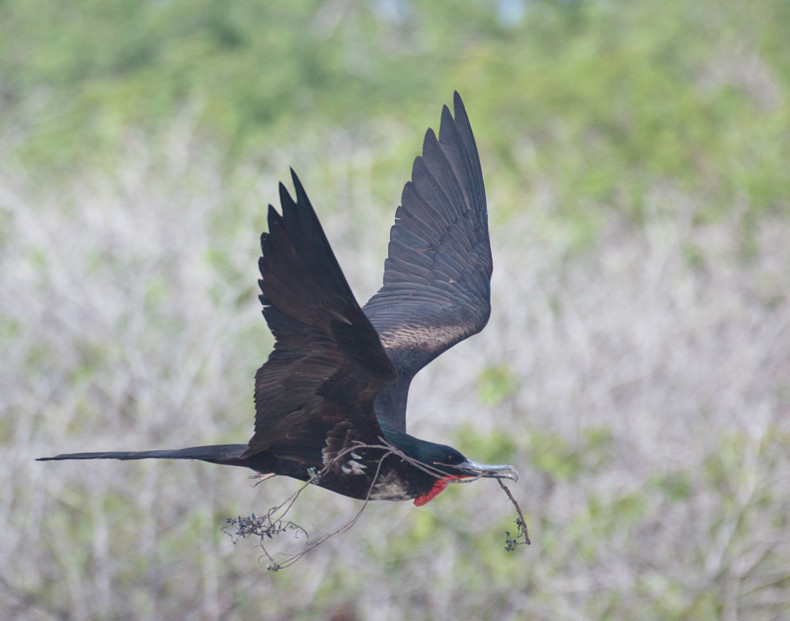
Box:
left=37, top=444, right=248, bottom=466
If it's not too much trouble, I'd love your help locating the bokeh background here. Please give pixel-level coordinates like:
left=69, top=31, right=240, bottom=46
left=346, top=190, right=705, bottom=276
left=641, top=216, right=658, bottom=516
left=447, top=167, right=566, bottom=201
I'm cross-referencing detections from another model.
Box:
left=3, top=0, right=790, bottom=619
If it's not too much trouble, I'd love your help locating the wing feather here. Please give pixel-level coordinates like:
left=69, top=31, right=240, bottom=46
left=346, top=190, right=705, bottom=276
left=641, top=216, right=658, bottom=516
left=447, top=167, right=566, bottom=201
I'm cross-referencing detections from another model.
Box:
left=363, top=92, right=492, bottom=432
left=244, top=170, right=396, bottom=463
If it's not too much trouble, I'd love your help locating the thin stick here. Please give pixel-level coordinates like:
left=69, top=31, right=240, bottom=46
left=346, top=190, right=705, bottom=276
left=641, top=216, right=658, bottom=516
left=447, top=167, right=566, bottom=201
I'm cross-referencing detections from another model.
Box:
left=225, top=440, right=524, bottom=569
left=225, top=442, right=400, bottom=571
left=263, top=449, right=390, bottom=571
left=497, top=479, right=531, bottom=548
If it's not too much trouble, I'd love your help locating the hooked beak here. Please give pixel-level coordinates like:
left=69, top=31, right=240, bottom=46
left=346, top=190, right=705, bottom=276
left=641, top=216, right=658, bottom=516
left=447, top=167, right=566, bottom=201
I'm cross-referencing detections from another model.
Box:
left=454, top=460, right=519, bottom=482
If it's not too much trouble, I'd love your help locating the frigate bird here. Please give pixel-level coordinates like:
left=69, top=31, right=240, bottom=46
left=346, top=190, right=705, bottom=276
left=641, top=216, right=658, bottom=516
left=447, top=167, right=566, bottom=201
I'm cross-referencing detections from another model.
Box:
left=39, top=92, right=518, bottom=506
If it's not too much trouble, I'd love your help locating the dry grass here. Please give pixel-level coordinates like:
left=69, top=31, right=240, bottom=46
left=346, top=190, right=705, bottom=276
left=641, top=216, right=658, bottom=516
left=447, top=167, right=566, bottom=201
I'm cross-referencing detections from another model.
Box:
left=2, top=126, right=789, bottom=620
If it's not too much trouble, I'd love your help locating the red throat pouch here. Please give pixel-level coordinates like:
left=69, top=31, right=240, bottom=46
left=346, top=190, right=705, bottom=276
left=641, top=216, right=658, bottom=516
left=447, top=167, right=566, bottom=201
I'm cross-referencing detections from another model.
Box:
left=413, top=479, right=450, bottom=506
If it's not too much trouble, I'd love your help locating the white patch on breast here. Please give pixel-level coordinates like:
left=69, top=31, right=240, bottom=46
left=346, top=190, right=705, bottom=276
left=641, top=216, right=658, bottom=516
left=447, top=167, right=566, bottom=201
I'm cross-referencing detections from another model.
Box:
left=370, top=471, right=412, bottom=501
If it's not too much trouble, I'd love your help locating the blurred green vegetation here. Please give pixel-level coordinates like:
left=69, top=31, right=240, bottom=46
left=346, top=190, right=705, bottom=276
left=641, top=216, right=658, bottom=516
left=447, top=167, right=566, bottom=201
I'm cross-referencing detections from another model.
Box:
left=476, top=364, right=519, bottom=405
left=5, top=1, right=790, bottom=619
left=2, top=0, right=788, bottom=229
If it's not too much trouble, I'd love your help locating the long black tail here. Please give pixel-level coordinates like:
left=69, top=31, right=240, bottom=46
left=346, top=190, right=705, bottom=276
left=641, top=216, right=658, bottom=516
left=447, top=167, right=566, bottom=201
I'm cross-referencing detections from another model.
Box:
left=37, top=444, right=248, bottom=466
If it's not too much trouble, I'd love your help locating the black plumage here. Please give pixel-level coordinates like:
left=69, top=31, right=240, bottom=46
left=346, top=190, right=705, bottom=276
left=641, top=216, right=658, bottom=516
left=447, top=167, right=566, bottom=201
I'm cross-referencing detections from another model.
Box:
left=39, top=93, right=517, bottom=506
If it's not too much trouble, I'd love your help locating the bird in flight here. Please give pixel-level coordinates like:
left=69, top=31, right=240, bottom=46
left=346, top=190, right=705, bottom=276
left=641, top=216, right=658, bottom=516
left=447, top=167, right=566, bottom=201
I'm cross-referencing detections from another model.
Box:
left=39, top=92, right=518, bottom=507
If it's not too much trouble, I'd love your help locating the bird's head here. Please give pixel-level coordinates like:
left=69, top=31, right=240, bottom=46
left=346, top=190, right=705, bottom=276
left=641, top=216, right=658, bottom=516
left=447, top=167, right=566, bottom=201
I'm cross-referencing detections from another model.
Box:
left=400, top=438, right=518, bottom=506
left=382, top=431, right=519, bottom=505
left=407, top=438, right=519, bottom=483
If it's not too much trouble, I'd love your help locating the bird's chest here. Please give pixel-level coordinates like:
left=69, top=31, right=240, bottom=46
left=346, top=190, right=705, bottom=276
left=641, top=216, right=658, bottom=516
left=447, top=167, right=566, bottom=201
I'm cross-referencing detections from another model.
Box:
left=319, top=445, right=440, bottom=503
left=368, top=469, right=415, bottom=501
left=320, top=451, right=418, bottom=501
left=368, top=465, right=450, bottom=505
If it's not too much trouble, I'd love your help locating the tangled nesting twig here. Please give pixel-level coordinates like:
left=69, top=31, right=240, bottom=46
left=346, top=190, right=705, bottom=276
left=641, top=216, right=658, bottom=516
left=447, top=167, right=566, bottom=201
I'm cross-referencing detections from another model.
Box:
left=222, top=438, right=528, bottom=570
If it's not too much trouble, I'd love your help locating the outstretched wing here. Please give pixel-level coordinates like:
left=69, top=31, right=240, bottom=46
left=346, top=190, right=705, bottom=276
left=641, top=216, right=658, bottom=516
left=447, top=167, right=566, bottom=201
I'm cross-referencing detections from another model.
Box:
left=243, top=170, right=396, bottom=467
left=362, top=92, right=492, bottom=433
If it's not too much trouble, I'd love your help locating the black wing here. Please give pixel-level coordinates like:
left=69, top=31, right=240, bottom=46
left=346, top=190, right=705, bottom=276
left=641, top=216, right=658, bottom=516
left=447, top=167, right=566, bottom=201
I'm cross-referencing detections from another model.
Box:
left=362, top=92, right=492, bottom=433
left=243, top=170, right=396, bottom=467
